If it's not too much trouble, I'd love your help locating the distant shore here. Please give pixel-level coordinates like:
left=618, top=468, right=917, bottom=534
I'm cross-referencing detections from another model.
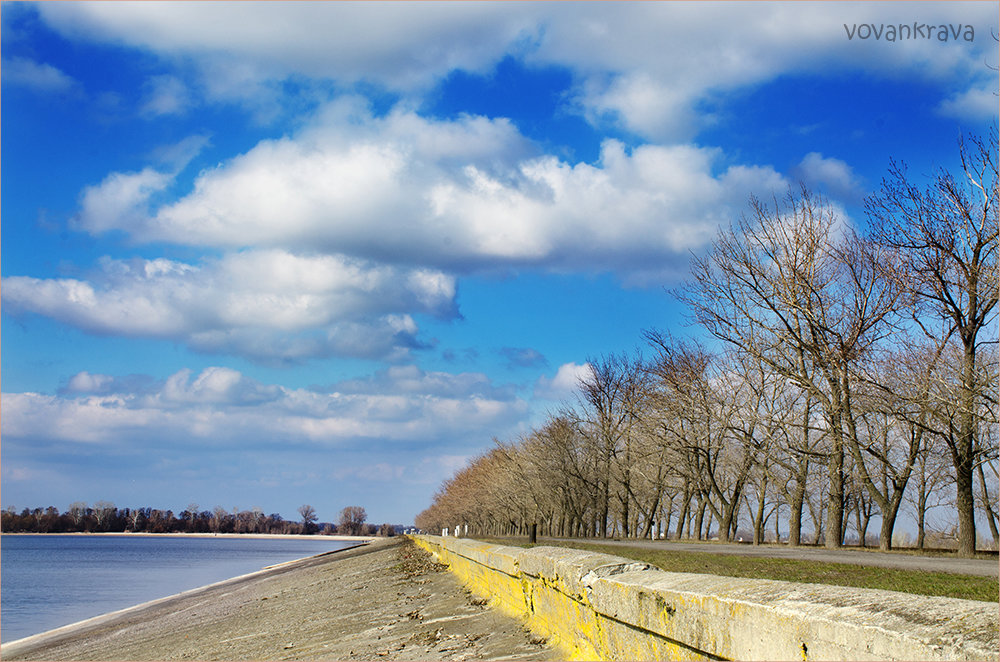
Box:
left=1, top=531, right=378, bottom=542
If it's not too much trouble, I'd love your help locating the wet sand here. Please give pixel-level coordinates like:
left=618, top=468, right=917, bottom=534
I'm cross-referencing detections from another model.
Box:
left=1, top=537, right=557, bottom=661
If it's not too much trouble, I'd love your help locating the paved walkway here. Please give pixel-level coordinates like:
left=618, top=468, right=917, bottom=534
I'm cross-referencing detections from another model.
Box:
left=558, top=538, right=999, bottom=577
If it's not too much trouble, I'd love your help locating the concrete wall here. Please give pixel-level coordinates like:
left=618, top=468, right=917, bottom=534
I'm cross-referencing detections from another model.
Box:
left=412, top=535, right=998, bottom=661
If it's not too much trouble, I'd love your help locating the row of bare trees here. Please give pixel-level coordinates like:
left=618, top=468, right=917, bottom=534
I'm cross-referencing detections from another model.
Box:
left=3, top=502, right=381, bottom=536
left=2, top=502, right=300, bottom=535
left=416, top=132, right=998, bottom=558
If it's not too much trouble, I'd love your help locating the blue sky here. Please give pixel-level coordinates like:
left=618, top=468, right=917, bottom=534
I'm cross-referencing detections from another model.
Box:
left=2, top=2, right=997, bottom=525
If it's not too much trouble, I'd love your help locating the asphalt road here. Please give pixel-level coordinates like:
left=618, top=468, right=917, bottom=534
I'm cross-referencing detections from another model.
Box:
left=552, top=538, right=999, bottom=577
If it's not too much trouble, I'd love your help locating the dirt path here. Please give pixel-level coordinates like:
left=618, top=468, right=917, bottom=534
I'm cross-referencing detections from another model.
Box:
left=2, top=537, right=557, bottom=661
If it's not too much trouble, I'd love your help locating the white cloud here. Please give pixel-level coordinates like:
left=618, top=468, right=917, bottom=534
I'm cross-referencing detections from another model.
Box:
left=793, top=152, right=866, bottom=201
left=2, top=56, right=78, bottom=93
left=35, top=3, right=997, bottom=138
left=937, top=85, right=1000, bottom=121
left=2, top=365, right=528, bottom=448
left=329, top=364, right=515, bottom=401
left=75, top=102, right=786, bottom=278
left=159, top=367, right=281, bottom=406
left=65, top=371, right=115, bottom=394
left=150, top=134, right=212, bottom=170
left=140, top=74, right=192, bottom=116
left=534, top=362, right=591, bottom=401
left=36, top=2, right=536, bottom=97
left=2, top=250, right=457, bottom=363
left=74, top=167, right=174, bottom=234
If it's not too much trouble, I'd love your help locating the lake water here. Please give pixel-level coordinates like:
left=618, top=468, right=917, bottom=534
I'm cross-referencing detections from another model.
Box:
left=0, top=534, right=359, bottom=643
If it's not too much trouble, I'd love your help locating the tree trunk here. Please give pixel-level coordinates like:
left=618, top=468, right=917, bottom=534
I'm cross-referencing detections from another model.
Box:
left=676, top=481, right=691, bottom=540
left=878, top=503, right=899, bottom=551
left=788, top=464, right=807, bottom=546
left=639, top=494, right=660, bottom=539
left=977, top=461, right=999, bottom=546
left=753, top=482, right=767, bottom=545
left=955, top=344, right=978, bottom=557
left=826, top=380, right=846, bottom=549
left=955, top=455, right=977, bottom=556
left=916, top=489, right=927, bottom=549
left=695, top=497, right=707, bottom=541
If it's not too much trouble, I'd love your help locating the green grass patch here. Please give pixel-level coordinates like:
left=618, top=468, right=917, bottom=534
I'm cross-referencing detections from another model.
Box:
left=479, top=537, right=998, bottom=603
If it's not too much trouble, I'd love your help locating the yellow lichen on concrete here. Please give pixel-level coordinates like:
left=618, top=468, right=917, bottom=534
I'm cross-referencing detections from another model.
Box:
left=412, top=535, right=998, bottom=662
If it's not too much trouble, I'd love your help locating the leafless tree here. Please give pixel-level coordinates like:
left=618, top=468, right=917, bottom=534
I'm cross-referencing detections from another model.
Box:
left=867, top=130, right=998, bottom=556
left=298, top=504, right=318, bottom=534
left=210, top=505, right=227, bottom=533
left=338, top=506, right=367, bottom=536
left=93, top=501, right=116, bottom=531
left=68, top=501, right=88, bottom=528
left=679, top=188, right=904, bottom=548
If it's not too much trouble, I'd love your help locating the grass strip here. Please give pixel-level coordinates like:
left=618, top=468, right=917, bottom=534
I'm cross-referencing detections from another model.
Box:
left=480, top=537, right=998, bottom=603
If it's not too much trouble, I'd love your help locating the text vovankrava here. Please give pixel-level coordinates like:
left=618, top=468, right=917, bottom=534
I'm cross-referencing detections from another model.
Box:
left=844, top=23, right=975, bottom=42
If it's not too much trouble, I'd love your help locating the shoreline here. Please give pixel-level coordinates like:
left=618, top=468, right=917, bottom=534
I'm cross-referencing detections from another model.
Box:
left=1, top=537, right=555, bottom=661
left=1, top=539, right=376, bottom=653
left=0, top=544, right=365, bottom=655
left=1, top=531, right=378, bottom=542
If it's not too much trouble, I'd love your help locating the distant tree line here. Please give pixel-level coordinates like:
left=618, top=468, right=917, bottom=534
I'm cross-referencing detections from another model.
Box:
left=416, top=131, right=998, bottom=558
left=1, top=502, right=399, bottom=537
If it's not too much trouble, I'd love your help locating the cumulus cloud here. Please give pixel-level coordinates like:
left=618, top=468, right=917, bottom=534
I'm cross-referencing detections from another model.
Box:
left=534, top=361, right=591, bottom=401
left=73, top=102, right=786, bottom=279
left=35, top=3, right=997, bottom=139
left=36, top=2, right=536, bottom=94
left=74, top=167, right=174, bottom=234
left=3, top=250, right=458, bottom=363
left=937, top=85, right=1000, bottom=121
left=64, top=371, right=115, bottom=394
left=793, top=152, right=866, bottom=201
left=2, top=365, right=528, bottom=448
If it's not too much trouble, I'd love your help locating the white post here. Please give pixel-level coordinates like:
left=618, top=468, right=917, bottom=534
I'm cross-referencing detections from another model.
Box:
left=443, top=527, right=449, bottom=537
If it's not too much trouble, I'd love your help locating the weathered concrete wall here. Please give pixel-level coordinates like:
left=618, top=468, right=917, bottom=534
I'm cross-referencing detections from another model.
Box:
left=412, top=535, right=998, bottom=661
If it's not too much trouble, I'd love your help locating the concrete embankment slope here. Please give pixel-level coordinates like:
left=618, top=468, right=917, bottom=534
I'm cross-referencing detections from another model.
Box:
left=2, top=537, right=555, bottom=661
left=413, top=535, right=998, bottom=661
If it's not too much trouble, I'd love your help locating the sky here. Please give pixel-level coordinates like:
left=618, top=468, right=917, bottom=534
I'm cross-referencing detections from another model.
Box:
left=2, top=1, right=997, bottom=526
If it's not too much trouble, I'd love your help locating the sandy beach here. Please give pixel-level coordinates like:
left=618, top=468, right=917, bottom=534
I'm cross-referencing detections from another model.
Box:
left=1, top=537, right=556, bottom=661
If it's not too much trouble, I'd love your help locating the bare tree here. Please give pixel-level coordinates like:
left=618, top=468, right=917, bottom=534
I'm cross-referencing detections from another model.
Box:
left=93, top=501, right=116, bottom=531
left=210, top=505, right=227, bottom=534
left=679, top=188, right=904, bottom=548
left=867, top=130, right=998, bottom=556
left=298, top=504, right=318, bottom=534
left=338, top=506, right=367, bottom=536
left=184, top=502, right=200, bottom=532
left=68, top=502, right=88, bottom=528
left=578, top=353, right=642, bottom=538
left=126, top=508, right=143, bottom=531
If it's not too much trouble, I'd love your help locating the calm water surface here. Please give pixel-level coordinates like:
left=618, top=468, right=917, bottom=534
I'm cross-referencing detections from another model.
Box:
left=1, top=534, right=358, bottom=643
